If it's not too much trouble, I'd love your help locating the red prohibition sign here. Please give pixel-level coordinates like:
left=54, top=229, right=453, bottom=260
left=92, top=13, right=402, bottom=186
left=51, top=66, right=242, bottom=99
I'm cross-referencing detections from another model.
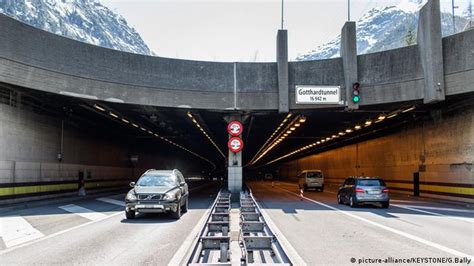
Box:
left=227, top=121, right=243, bottom=136
left=228, top=137, right=244, bottom=153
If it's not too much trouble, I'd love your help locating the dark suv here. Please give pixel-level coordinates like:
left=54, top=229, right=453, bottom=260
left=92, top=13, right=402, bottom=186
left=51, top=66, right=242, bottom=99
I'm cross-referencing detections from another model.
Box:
left=125, top=169, right=189, bottom=219
left=337, top=177, right=389, bottom=208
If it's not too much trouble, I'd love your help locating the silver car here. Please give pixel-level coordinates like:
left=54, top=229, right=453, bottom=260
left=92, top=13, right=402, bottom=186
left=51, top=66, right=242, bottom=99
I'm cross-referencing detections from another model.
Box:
left=125, top=169, right=189, bottom=219
left=337, top=177, right=389, bottom=208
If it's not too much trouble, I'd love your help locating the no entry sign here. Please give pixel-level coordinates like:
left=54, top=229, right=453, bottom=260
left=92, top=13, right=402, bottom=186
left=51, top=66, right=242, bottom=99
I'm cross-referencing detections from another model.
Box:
left=228, top=137, right=244, bottom=153
left=227, top=121, right=243, bottom=136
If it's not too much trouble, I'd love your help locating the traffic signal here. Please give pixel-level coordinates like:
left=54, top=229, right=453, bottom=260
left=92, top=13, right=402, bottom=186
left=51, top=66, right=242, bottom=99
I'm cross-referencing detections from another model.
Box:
left=352, top=82, right=360, bottom=103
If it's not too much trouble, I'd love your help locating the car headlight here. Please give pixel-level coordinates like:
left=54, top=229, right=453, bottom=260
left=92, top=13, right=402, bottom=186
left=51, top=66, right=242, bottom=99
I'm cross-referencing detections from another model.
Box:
left=126, top=191, right=137, bottom=201
left=163, top=190, right=179, bottom=201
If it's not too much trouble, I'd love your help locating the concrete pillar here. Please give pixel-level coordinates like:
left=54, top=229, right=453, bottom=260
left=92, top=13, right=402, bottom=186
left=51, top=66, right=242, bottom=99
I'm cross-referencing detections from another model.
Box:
left=276, top=30, right=289, bottom=113
left=340, top=22, right=358, bottom=110
left=417, top=0, right=445, bottom=104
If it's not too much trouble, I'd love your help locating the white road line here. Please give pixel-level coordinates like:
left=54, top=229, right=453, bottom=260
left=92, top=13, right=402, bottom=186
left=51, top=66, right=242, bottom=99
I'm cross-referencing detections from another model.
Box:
left=97, top=197, right=125, bottom=207
left=0, top=216, right=45, bottom=248
left=275, top=185, right=474, bottom=260
left=168, top=203, right=213, bottom=266
left=252, top=192, right=307, bottom=266
left=395, top=204, right=474, bottom=214
left=59, top=204, right=108, bottom=221
left=0, top=211, right=123, bottom=255
left=392, top=204, right=474, bottom=223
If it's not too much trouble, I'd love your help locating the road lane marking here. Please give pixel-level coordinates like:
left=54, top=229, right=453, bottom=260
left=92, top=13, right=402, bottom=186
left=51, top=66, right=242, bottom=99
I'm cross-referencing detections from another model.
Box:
left=97, top=197, right=125, bottom=207
left=392, top=204, right=474, bottom=223
left=274, top=185, right=474, bottom=259
left=252, top=191, right=307, bottom=266
left=393, top=204, right=474, bottom=213
left=59, top=204, right=108, bottom=221
left=0, top=211, right=123, bottom=255
left=0, top=216, right=44, bottom=248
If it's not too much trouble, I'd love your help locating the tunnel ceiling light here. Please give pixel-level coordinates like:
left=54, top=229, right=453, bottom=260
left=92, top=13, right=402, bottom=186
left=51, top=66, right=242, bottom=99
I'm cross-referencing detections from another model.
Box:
left=378, top=114, right=386, bottom=120
left=295, top=123, right=301, bottom=127
left=249, top=114, right=307, bottom=166
left=387, top=113, right=398, bottom=119
left=402, top=106, right=416, bottom=113
left=93, top=104, right=106, bottom=112
left=346, top=129, right=352, bottom=133
left=132, top=123, right=139, bottom=128
left=364, top=120, right=372, bottom=126
left=109, top=112, right=119, bottom=119
left=354, top=125, right=361, bottom=130
left=187, top=112, right=226, bottom=160
left=121, top=118, right=130, bottom=124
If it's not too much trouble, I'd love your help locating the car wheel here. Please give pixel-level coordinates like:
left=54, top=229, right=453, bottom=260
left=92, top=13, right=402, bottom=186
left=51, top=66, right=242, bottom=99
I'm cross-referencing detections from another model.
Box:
left=349, top=196, right=357, bottom=208
left=125, top=209, right=135, bottom=219
left=337, top=194, right=343, bottom=204
left=171, top=200, right=182, bottom=219
left=381, top=201, right=389, bottom=209
left=182, top=197, right=189, bottom=213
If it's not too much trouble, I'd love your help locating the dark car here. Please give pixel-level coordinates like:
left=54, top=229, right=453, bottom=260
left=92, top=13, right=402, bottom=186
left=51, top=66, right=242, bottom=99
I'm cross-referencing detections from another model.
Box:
left=337, top=177, right=389, bottom=208
left=125, top=169, right=189, bottom=219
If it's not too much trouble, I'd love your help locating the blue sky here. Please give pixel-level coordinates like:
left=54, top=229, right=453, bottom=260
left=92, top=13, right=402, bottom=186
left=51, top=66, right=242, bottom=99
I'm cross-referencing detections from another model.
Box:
left=102, top=0, right=470, bottom=61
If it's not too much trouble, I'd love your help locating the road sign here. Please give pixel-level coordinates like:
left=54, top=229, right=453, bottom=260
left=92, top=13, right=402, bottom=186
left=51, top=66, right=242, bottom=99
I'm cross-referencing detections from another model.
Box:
left=227, top=121, right=243, bottom=136
left=295, top=85, right=342, bottom=104
left=228, top=137, right=244, bottom=153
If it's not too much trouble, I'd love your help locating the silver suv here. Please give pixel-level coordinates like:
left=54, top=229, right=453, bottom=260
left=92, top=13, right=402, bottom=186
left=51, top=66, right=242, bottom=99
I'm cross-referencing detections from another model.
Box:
left=337, top=177, right=389, bottom=208
left=125, top=169, right=189, bottom=219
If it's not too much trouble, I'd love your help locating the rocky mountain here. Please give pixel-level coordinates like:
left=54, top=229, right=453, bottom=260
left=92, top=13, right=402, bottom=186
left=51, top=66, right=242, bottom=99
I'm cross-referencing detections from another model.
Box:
left=0, top=0, right=152, bottom=55
left=297, top=1, right=470, bottom=61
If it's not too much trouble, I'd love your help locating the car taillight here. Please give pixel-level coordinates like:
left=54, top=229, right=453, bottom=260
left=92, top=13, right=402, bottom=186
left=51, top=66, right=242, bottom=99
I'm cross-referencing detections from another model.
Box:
left=382, top=188, right=389, bottom=193
left=355, top=188, right=364, bottom=193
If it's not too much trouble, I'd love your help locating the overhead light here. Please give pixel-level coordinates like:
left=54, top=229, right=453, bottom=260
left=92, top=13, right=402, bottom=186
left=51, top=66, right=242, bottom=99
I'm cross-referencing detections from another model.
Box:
left=286, top=130, right=292, bottom=134
left=299, top=117, right=306, bottom=123
left=346, top=129, right=352, bottom=133
left=332, top=135, right=337, bottom=138
left=187, top=112, right=193, bottom=118
left=402, top=106, right=415, bottom=113
left=109, top=112, right=118, bottom=118
left=295, top=123, right=301, bottom=127
left=132, top=123, right=139, bottom=128
left=93, top=104, right=106, bottom=112
left=121, top=118, right=130, bottom=124
left=354, top=125, right=361, bottom=130
left=365, top=120, right=372, bottom=126
left=140, top=127, right=147, bottom=131
left=317, top=141, right=321, bottom=144
left=284, top=133, right=288, bottom=137
left=321, top=139, right=326, bottom=143
left=387, top=113, right=398, bottom=119
left=290, top=127, right=296, bottom=131
left=338, top=132, right=345, bottom=136
left=378, top=114, right=386, bottom=120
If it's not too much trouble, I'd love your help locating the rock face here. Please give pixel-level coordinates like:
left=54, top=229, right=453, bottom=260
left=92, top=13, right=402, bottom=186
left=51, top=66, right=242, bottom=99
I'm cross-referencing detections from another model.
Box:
left=0, top=0, right=152, bottom=55
left=297, top=1, right=469, bottom=61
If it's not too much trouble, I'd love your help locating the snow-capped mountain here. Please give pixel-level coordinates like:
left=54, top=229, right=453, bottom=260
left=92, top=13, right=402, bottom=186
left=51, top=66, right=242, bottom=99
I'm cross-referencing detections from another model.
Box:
left=297, top=1, right=469, bottom=61
left=0, top=0, right=152, bottom=55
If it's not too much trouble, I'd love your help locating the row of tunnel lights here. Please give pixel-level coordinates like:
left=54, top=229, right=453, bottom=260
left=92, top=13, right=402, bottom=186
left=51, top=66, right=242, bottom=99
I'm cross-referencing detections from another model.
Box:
left=249, top=113, right=307, bottom=166
left=187, top=112, right=226, bottom=159
left=93, top=104, right=215, bottom=168
left=265, top=106, right=416, bottom=166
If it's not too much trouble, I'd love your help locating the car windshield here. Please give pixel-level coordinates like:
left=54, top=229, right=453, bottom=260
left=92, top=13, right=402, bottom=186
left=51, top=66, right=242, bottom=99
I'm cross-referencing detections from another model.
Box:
left=358, top=179, right=385, bottom=186
left=136, top=174, right=177, bottom=187
left=307, top=172, right=322, bottom=178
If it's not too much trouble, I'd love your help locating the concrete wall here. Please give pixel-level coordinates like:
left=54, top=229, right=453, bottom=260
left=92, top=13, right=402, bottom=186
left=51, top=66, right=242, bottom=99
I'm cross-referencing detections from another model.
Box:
left=0, top=102, right=205, bottom=203
left=278, top=102, right=474, bottom=203
left=1, top=14, right=473, bottom=110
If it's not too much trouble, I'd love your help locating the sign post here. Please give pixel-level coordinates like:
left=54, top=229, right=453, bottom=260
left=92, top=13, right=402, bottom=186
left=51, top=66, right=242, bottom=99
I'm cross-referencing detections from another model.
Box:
left=227, top=119, right=244, bottom=195
left=295, top=85, right=342, bottom=105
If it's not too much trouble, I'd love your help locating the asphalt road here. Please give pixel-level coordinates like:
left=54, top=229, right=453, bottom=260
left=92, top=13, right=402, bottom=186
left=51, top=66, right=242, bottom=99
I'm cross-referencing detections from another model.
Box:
left=249, top=181, right=474, bottom=265
left=0, top=184, right=220, bottom=265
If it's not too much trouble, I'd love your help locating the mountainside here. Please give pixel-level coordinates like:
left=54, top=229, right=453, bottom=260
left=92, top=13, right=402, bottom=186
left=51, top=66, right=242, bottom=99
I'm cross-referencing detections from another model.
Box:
left=0, top=0, right=152, bottom=55
left=297, top=1, right=469, bottom=61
